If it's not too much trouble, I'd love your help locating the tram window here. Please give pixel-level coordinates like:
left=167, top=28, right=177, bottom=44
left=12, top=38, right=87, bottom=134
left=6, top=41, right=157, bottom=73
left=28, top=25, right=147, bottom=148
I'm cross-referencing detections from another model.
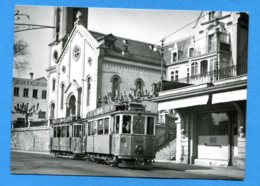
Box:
left=114, top=115, right=120, bottom=134
left=98, top=119, right=104, bottom=135
left=133, top=115, right=145, bottom=134
left=67, top=126, right=70, bottom=137
left=57, top=126, right=61, bottom=137
left=104, top=118, right=109, bottom=134
left=93, top=121, right=97, bottom=135
left=61, top=126, right=69, bottom=137
left=62, top=126, right=66, bottom=137
left=88, top=122, right=92, bottom=136
left=74, top=125, right=83, bottom=137
left=147, top=117, right=154, bottom=135
left=53, top=127, right=57, bottom=137
left=122, top=115, right=131, bottom=134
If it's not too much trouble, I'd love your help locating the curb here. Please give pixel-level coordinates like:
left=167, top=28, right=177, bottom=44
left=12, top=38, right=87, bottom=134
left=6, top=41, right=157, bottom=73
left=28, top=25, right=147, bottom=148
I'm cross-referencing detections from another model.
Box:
left=11, top=150, right=51, bottom=155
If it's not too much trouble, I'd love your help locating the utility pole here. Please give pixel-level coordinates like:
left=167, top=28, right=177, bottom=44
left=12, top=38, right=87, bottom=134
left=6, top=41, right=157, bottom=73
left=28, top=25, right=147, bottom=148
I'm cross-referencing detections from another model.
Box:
left=160, top=39, right=165, bottom=91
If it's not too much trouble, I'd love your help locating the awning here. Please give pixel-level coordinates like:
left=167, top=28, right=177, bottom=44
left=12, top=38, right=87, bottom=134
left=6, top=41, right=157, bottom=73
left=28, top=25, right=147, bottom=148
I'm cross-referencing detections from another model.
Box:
left=212, top=89, right=247, bottom=104
left=158, top=95, right=209, bottom=111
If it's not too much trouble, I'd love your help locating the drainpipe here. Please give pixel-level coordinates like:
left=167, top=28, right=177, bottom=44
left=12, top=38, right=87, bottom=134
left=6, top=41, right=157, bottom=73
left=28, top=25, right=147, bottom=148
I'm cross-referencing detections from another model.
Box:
left=215, top=22, right=220, bottom=81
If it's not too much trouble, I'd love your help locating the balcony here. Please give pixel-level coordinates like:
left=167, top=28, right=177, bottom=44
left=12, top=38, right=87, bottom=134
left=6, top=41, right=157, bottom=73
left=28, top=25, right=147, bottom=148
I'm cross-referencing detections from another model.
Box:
left=173, top=63, right=247, bottom=85
left=189, top=33, right=230, bottom=58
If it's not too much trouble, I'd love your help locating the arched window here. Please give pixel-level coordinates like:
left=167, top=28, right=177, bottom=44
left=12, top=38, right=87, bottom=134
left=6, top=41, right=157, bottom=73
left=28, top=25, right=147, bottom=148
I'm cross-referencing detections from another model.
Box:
left=67, top=95, right=76, bottom=117
left=135, top=78, right=144, bottom=97
left=50, top=103, right=55, bottom=118
left=87, top=77, right=91, bottom=106
left=111, top=75, right=121, bottom=100
left=191, top=62, right=198, bottom=76
left=60, top=83, right=65, bottom=109
left=52, top=78, right=56, bottom=91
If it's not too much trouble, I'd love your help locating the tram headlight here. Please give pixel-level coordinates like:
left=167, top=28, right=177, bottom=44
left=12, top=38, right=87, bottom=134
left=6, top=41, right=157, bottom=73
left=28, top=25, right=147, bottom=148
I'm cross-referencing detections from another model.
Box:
left=121, top=137, right=127, bottom=144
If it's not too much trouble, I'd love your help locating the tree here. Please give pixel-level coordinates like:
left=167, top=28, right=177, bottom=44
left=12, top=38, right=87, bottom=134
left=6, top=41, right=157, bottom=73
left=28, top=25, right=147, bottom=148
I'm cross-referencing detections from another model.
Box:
left=12, top=102, right=39, bottom=127
left=13, top=38, right=31, bottom=75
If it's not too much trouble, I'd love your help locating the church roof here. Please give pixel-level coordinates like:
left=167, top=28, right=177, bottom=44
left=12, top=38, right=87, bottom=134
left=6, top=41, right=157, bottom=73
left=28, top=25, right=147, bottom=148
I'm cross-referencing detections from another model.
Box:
left=89, top=31, right=162, bottom=66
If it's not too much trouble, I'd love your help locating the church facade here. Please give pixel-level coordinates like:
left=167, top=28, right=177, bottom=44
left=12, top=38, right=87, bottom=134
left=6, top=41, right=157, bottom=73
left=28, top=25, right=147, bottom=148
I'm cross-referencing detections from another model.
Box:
left=46, top=7, right=162, bottom=123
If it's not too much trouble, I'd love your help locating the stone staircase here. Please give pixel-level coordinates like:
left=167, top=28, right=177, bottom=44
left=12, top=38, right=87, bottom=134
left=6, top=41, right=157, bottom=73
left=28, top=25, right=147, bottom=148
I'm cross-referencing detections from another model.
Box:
left=156, top=139, right=176, bottom=160
left=155, top=128, right=176, bottom=160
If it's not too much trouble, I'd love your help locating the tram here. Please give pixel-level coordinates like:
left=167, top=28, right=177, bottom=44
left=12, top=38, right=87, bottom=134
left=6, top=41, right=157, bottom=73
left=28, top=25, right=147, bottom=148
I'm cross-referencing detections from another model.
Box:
left=50, top=103, right=157, bottom=167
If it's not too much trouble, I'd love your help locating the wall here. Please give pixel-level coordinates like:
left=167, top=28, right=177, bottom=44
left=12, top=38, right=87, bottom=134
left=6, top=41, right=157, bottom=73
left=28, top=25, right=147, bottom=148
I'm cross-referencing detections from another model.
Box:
left=11, top=127, right=50, bottom=152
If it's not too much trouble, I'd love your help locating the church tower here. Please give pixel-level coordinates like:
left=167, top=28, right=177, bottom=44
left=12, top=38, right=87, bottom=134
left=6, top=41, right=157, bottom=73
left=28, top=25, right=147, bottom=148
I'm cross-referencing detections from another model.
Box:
left=49, top=7, right=88, bottom=68
left=53, top=7, right=88, bottom=42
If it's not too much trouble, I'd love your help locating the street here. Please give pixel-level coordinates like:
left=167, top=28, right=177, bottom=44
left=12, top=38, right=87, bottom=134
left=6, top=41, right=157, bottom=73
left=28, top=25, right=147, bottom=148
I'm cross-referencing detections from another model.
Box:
left=10, top=152, right=243, bottom=180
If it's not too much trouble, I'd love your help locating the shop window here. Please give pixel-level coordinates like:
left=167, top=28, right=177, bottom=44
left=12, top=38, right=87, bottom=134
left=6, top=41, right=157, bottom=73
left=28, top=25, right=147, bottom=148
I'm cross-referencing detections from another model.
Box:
left=147, top=117, right=154, bottom=135
left=122, top=115, right=131, bottom=134
left=14, top=87, right=19, bottom=96
left=198, top=112, right=231, bottom=136
left=23, top=88, right=29, bottom=97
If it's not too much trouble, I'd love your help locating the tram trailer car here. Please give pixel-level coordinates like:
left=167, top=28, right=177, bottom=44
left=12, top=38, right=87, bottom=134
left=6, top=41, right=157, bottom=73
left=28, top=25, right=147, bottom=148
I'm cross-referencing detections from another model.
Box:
left=50, top=103, right=157, bottom=167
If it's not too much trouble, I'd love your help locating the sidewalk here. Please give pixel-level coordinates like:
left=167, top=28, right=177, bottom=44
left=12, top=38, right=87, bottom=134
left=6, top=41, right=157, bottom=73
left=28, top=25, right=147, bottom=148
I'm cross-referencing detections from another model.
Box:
left=155, top=160, right=244, bottom=180
left=11, top=150, right=51, bottom=155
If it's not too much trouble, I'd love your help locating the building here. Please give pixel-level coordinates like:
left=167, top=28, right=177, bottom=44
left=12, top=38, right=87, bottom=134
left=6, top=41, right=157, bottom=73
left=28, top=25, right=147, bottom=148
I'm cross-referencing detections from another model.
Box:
left=153, top=11, right=248, bottom=169
left=46, top=7, right=162, bottom=123
left=12, top=73, right=48, bottom=128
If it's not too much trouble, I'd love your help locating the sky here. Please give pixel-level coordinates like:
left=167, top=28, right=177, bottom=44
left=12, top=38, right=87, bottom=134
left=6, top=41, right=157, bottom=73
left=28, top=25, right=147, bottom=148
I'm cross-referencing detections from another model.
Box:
left=14, top=6, right=201, bottom=79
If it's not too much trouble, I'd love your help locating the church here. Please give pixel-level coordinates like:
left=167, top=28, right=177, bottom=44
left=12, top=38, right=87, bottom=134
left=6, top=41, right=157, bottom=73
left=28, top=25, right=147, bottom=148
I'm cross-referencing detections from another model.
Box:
left=46, top=7, right=162, bottom=123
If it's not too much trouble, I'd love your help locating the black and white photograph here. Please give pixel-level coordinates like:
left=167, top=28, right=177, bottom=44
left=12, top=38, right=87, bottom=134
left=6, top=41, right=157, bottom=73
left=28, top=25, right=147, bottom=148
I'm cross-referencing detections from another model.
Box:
left=10, top=6, right=248, bottom=180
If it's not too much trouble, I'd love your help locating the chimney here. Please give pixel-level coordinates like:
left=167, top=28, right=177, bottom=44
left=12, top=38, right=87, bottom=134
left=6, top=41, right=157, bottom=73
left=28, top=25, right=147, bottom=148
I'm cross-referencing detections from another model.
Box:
left=122, top=39, right=129, bottom=56
left=29, top=72, right=33, bottom=80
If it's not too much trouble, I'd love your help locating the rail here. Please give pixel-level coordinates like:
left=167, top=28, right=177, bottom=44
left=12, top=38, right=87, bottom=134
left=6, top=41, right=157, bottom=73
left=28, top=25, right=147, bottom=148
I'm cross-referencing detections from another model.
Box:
left=174, top=63, right=247, bottom=85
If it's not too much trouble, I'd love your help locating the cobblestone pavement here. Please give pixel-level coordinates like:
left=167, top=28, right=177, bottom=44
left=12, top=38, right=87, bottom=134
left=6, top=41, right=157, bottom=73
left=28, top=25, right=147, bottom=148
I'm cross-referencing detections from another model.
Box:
left=10, top=151, right=243, bottom=180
